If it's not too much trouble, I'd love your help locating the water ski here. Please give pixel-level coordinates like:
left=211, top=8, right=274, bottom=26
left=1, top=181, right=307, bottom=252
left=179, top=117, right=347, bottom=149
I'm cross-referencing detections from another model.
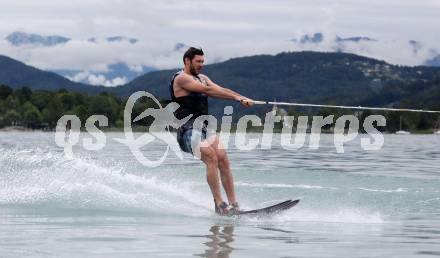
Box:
left=236, top=199, right=300, bottom=217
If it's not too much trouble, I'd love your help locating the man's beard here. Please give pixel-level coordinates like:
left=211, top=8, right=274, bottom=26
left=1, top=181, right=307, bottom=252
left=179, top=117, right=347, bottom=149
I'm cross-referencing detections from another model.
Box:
left=189, top=63, right=198, bottom=75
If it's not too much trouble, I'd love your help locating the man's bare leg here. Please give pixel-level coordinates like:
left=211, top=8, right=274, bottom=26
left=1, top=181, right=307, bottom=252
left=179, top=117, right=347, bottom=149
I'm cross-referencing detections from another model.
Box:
left=218, top=153, right=236, bottom=204
left=211, top=136, right=236, bottom=205
left=199, top=144, right=224, bottom=206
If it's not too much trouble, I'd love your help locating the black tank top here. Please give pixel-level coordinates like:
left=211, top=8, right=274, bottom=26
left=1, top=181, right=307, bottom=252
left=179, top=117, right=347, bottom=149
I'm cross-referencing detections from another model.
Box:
left=169, top=71, right=208, bottom=130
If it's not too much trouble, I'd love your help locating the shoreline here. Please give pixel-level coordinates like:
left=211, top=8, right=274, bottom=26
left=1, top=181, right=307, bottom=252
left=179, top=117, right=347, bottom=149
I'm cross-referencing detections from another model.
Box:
left=1, top=126, right=439, bottom=135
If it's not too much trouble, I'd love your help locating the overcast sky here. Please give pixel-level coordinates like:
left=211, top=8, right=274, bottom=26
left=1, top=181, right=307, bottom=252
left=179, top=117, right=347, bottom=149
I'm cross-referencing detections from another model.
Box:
left=0, top=0, right=439, bottom=85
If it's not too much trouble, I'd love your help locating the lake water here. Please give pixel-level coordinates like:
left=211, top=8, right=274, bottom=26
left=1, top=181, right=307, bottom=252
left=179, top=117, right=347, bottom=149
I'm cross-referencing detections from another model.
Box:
left=1, top=132, right=439, bottom=257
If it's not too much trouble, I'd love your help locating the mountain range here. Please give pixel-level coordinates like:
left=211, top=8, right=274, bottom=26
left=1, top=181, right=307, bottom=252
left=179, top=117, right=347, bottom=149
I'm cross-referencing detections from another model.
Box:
left=5, top=32, right=70, bottom=47
left=3, top=31, right=440, bottom=87
left=3, top=31, right=151, bottom=86
left=0, top=54, right=103, bottom=94
left=1, top=51, right=439, bottom=120
left=292, top=32, right=440, bottom=63
left=111, top=51, right=440, bottom=118
left=5, top=31, right=139, bottom=47
left=293, top=32, right=376, bottom=44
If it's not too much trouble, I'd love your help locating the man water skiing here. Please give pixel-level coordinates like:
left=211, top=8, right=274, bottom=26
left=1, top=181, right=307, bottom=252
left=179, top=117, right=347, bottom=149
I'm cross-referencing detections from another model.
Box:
left=169, top=47, right=253, bottom=216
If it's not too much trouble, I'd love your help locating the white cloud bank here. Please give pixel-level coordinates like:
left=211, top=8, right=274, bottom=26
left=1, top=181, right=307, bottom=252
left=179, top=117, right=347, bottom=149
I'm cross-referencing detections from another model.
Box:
left=66, top=70, right=127, bottom=87
left=0, top=0, right=439, bottom=86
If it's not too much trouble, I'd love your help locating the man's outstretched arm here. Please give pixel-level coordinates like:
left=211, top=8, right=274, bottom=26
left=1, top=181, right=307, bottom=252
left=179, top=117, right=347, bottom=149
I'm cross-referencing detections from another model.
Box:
left=175, top=74, right=253, bottom=107
left=204, top=76, right=254, bottom=107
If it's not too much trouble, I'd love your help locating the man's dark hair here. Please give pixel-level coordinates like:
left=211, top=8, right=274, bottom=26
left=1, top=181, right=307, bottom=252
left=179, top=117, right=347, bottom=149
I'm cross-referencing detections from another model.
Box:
left=183, top=47, right=204, bottom=63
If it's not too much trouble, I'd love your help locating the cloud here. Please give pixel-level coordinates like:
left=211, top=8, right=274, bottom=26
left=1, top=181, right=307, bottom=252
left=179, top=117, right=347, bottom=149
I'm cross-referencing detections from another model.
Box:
left=87, top=74, right=127, bottom=87
left=0, top=0, right=439, bottom=81
left=286, top=32, right=439, bottom=66
left=68, top=71, right=127, bottom=87
left=2, top=0, right=439, bottom=43
left=69, top=71, right=90, bottom=82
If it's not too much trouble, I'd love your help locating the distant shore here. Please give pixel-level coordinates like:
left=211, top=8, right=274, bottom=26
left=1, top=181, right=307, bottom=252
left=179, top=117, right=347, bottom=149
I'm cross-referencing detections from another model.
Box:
left=1, top=125, right=439, bottom=135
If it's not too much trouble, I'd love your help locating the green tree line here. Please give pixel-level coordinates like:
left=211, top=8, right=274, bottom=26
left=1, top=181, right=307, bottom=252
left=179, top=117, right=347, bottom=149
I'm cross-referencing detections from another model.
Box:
left=0, top=84, right=438, bottom=132
left=0, top=84, right=160, bottom=130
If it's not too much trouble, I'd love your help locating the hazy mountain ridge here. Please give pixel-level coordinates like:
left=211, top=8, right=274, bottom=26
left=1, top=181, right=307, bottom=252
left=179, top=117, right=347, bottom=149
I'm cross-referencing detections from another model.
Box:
left=0, top=51, right=439, bottom=130
left=3, top=31, right=439, bottom=87
left=108, top=51, right=440, bottom=118
left=5, top=31, right=70, bottom=47
left=0, top=54, right=103, bottom=94
left=1, top=51, right=439, bottom=120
